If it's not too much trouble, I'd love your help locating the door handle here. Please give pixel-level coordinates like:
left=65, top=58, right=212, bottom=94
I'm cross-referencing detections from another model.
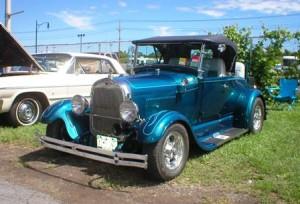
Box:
left=223, top=84, right=229, bottom=89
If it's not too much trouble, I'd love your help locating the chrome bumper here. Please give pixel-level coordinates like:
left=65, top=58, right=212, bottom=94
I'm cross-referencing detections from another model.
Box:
left=39, top=136, right=148, bottom=169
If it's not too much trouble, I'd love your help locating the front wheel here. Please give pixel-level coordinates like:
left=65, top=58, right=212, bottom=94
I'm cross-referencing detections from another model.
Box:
left=9, top=96, right=42, bottom=126
left=144, top=124, right=189, bottom=181
left=249, top=98, right=265, bottom=134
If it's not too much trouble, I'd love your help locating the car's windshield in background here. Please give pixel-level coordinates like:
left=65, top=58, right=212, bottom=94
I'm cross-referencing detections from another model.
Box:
left=33, top=54, right=71, bottom=72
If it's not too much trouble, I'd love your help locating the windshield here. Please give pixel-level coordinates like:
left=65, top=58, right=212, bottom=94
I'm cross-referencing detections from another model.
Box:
left=135, top=44, right=228, bottom=77
left=33, top=54, right=71, bottom=72
left=137, top=44, right=218, bottom=68
left=135, top=44, right=213, bottom=69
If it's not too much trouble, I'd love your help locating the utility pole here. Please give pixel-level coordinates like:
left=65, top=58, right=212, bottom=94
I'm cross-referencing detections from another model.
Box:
left=117, top=20, right=121, bottom=56
left=77, top=33, right=85, bottom=52
left=4, top=0, right=11, bottom=31
left=4, top=0, right=24, bottom=32
left=35, top=20, right=50, bottom=53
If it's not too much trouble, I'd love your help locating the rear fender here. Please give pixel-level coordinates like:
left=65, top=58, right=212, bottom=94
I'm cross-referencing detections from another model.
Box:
left=243, top=89, right=266, bottom=128
left=138, top=110, right=192, bottom=144
left=41, top=100, right=89, bottom=140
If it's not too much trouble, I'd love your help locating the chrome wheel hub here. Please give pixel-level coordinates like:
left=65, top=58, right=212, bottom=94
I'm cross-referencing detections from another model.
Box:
left=163, top=131, right=184, bottom=170
left=17, top=99, right=39, bottom=125
left=253, top=105, right=262, bottom=130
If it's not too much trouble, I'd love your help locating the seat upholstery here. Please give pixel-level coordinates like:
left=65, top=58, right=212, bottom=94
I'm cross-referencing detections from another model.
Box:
left=203, top=58, right=226, bottom=77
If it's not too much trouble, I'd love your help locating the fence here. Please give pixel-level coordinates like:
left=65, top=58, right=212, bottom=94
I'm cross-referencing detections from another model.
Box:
left=24, top=40, right=133, bottom=55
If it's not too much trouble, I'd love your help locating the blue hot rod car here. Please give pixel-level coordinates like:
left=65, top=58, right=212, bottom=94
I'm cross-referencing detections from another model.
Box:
left=40, top=35, right=266, bottom=181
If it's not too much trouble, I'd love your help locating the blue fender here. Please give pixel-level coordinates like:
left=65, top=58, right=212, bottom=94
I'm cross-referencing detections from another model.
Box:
left=138, top=110, right=192, bottom=144
left=41, top=100, right=89, bottom=141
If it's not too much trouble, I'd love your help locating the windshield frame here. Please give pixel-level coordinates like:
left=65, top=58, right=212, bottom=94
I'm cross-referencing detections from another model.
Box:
left=133, top=43, right=207, bottom=77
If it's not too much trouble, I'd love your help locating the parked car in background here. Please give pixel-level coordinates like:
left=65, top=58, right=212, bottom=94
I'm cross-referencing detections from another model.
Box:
left=40, top=35, right=266, bottom=181
left=0, top=24, right=126, bottom=126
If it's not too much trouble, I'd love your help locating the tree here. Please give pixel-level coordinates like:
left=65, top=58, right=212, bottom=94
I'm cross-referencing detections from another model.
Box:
left=223, top=26, right=294, bottom=92
left=223, top=25, right=251, bottom=63
left=252, top=27, right=292, bottom=89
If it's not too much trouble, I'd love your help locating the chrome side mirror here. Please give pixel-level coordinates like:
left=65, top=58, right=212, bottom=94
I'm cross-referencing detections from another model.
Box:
left=218, top=44, right=226, bottom=53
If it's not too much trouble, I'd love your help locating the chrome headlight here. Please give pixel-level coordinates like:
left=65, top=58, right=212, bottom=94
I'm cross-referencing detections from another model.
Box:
left=120, top=100, right=138, bottom=122
left=72, top=95, right=89, bottom=115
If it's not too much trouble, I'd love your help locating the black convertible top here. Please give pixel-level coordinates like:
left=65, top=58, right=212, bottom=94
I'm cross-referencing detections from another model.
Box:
left=132, top=35, right=237, bottom=53
left=133, top=35, right=237, bottom=72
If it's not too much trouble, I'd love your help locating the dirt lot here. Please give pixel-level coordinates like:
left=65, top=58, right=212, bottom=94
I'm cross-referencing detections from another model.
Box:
left=0, top=144, right=259, bottom=204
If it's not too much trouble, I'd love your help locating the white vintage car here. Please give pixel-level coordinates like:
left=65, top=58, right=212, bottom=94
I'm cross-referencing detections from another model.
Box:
left=0, top=24, right=126, bottom=126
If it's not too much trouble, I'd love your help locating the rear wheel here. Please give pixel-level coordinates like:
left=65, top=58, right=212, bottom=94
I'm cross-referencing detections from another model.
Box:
left=46, top=120, right=71, bottom=141
left=144, top=124, right=189, bottom=181
left=249, top=98, right=265, bottom=133
left=9, top=96, right=42, bottom=126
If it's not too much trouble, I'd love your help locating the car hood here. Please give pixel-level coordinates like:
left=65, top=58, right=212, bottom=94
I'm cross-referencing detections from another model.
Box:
left=115, top=70, right=198, bottom=97
left=114, top=70, right=198, bottom=118
left=0, top=24, right=44, bottom=71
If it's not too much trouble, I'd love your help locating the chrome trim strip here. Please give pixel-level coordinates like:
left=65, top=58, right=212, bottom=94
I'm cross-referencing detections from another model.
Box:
left=0, top=84, right=92, bottom=90
left=91, top=114, right=121, bottom=121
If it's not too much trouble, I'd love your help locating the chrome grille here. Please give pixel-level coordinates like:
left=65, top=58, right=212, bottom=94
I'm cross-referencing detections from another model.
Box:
left=90, top=78, right=124, bottom=135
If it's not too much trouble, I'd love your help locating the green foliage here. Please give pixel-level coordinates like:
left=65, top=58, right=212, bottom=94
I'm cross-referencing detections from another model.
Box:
left=223, top=25, right=251, bottom=63
left=223, top=26, right=299, bottom=93
left=0, top=123, right=45, bottom=147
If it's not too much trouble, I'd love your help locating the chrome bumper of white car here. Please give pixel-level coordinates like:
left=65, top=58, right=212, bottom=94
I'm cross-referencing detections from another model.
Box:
left=39, top=136, right=148, bottom=169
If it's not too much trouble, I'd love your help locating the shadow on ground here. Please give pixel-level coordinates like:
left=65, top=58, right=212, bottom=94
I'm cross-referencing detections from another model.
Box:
left=0, top=113, right=11, bottom=127
left=18, top=143, right=208, bottom=190
left=19, top=148, right=161, bottom=190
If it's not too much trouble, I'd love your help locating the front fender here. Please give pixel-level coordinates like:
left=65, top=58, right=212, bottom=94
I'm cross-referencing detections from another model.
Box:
left=41, top=100, right=89, bottom=140
left=138, top=110, right=192, bottom=144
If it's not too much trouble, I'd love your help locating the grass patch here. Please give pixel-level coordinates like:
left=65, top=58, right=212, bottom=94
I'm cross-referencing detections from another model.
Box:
left=0, top=123, right=45, bottom=147
left=0, top=106, right=299, bottom=203
left=178, top=105, right=300, bottom=203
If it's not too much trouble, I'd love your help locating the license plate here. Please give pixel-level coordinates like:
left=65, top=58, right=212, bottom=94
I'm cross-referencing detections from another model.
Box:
left=96, top=135, right=118, bottom=151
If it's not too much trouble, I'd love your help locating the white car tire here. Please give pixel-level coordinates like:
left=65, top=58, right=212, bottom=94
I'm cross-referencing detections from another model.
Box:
left=9, top=96, right=42, bottom=126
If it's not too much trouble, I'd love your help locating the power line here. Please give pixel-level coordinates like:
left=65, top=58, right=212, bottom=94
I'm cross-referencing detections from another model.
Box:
left=13, top=20, right=118, bottom=34
left=12, top=13, right=300, bottom=35
left=123, top=13, right=300, bottom=23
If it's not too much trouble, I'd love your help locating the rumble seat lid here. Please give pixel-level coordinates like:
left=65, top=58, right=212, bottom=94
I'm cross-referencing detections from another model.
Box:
left=0, top=24, right=44, bottom=71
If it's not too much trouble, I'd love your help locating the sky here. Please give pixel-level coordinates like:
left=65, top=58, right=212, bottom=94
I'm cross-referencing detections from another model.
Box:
left=0, top=0, right=300, bottom=53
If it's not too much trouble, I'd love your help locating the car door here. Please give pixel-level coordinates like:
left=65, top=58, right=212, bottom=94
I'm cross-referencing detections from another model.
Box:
left=200, top=76, right=232, bottom=122
left=67, top=57, right=117, bottom=99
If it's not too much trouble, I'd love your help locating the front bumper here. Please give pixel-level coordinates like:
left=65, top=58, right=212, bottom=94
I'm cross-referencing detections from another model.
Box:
left=40, top=136, right=148, bottom=169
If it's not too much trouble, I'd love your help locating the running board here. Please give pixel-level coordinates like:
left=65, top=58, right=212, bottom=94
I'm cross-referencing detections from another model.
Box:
left=203, top=128, right=248, bottom=146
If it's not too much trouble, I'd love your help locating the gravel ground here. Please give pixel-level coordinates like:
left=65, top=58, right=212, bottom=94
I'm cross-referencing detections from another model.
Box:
left=0, top=179, right=60, bottom=204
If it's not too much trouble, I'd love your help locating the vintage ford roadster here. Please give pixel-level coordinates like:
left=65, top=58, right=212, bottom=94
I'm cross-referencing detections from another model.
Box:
left=40, top=35, right=266, bottom=181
